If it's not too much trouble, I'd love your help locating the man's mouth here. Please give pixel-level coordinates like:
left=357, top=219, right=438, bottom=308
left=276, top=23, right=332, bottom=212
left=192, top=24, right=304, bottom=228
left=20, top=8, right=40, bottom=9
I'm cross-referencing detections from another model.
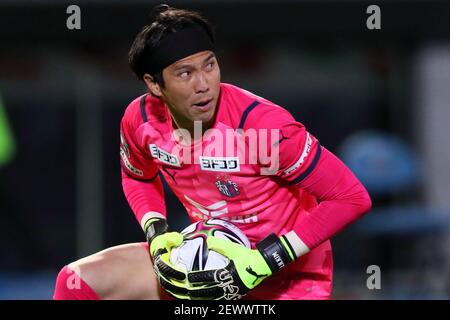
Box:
left=192, top=98, right=213, bottom=108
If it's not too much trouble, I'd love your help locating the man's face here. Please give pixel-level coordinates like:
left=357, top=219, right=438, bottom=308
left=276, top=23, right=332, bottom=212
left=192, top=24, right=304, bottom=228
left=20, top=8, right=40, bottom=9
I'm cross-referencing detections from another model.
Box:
left=149, top=50, right=221, bottom=131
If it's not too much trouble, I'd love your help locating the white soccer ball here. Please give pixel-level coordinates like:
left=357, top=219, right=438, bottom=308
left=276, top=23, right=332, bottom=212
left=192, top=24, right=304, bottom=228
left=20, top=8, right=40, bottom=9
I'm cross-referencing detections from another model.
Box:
left=170, top=219, right=250, bottom=272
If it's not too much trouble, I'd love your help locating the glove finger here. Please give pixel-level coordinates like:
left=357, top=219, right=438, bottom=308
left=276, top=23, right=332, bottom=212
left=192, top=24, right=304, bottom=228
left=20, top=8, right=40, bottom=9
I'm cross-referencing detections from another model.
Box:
left=188, top=266, right=240, bottom=287
left=159, top=276, right=189, bottom=296
left=187, top=268, right=219, bottom=284
left=165, top=279, right=228, bottom=300
left=159, top=272, right=225, bottom=300
left=154, top=254, right=186, bottom=281
left=188, top=284, right=226, bottom=299
left=150, top=232, right=183, bottom=256
left=189, top=278, right=245, bottom=300
left=164, top=289, right=191, bottom=300
left=165, top=232, right=183, bottom=249
left=187, top=266, right=248, bottom=300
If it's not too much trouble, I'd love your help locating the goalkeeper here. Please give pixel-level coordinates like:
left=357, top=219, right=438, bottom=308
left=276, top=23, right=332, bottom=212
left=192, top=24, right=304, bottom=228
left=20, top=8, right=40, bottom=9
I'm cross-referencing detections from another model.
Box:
left=54, top=4, right=371, bottom=300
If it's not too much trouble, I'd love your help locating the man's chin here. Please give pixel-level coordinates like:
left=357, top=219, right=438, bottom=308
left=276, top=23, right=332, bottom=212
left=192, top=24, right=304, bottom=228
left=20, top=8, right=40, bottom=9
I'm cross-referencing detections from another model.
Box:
left=189, top=116, right=213, bottom=132
left=194, top=109, right=216, bottom=123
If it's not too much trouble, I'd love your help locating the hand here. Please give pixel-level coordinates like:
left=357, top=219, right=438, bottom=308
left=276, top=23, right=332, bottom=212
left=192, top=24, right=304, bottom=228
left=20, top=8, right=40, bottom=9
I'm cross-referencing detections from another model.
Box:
left=150, top=232, right=189, bottom=292
left=189, top=233, right=296, bottom=299
left=150, top=232, right=226, bottom=300
left=165, top=233, right=296, bottom=300
left=145, top=218, right=189, bottom=297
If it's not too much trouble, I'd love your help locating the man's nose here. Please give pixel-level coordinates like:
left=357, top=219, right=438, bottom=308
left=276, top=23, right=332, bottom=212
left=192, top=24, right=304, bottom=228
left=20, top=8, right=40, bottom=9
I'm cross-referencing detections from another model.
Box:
left=194, top=72, right=209, bottom=93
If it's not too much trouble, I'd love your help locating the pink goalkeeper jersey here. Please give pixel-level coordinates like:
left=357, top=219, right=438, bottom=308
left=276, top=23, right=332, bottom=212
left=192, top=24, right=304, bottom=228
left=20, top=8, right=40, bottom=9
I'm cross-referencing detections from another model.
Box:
left=120, top=83, right=333, bottom=299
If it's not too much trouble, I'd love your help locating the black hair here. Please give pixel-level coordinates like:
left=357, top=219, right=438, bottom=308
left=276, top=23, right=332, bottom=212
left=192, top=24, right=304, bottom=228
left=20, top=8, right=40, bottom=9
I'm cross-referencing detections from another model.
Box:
left=128, top=4, right=215, bottom=87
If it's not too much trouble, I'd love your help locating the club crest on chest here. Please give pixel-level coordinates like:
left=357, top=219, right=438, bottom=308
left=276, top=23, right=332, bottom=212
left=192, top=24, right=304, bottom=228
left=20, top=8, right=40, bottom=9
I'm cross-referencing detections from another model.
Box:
left=215, top=175, right=240, bottom=198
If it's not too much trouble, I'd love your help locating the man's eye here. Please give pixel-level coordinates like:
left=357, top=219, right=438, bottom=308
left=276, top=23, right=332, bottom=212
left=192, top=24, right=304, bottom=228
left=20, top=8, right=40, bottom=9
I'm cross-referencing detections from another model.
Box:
left=206, top=62, right=214, bottom=70
left=179, top=71, right=190, bottom=78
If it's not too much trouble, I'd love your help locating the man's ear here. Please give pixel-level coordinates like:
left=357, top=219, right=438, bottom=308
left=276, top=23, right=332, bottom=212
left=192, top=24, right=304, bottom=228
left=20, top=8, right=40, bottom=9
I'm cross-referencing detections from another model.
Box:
left=143, top=74, right=162, bottom=97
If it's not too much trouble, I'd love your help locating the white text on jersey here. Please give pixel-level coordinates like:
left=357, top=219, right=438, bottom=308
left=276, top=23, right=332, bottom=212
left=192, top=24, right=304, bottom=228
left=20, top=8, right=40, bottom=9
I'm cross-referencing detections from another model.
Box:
left=199, top=156, right=240, bottom=172
left=149, top=144, right=181, bottom=167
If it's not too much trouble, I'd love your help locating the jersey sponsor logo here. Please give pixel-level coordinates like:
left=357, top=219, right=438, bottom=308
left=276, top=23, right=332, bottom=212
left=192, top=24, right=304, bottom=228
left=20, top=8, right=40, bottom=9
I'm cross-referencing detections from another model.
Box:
left=283, top=132, right=312, bottom=175
left=149, top=144, right=181, bottom=167
left=120, top=130, right=130, bottom=157
left=120, top=131, right=144, bottom=176
left=199, top=156, right=240, bottom=172
left=120, top=149, right=144, bottom=176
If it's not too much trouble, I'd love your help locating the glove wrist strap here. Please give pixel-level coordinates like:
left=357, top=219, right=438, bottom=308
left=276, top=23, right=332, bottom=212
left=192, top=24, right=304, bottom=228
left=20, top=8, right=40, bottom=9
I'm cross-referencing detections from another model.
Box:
left=256, top=233, right=295, bottom=273
left=145, top=218, right=169, bottom=244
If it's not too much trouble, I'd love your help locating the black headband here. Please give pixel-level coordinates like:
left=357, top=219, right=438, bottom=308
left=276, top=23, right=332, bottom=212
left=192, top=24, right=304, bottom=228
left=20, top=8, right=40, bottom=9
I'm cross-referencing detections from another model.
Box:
left=146, top=24, right=214, bottom=75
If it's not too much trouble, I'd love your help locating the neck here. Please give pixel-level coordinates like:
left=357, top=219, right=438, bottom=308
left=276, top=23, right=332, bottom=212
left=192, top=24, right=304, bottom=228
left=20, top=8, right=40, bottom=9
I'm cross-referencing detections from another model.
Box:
left=171, top=116, right=210, bottom=143
left=170, top=111, right=217, bottom=140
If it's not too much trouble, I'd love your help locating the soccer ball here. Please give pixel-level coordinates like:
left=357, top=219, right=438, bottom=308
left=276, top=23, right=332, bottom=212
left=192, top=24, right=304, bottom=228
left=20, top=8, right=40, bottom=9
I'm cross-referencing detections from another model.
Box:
left=169, top=219, right=250, bottom=272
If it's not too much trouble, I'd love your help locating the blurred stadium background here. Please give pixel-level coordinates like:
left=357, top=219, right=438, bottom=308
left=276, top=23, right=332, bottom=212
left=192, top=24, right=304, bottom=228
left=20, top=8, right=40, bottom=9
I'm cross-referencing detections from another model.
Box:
left=0, top=0, right=449, bottom=299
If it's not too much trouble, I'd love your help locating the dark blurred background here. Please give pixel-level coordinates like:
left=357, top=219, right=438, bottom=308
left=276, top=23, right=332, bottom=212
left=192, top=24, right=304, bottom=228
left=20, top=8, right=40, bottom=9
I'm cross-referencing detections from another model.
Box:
left=0, top=0, right=449, bottom=299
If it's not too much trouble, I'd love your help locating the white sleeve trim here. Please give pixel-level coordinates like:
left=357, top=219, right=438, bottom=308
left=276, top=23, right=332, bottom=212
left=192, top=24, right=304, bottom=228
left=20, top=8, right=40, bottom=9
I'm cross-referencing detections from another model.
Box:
left=140, top=211, right=166, bottom=231
left=285, top=230, right=310, bottom=257
left=283, top=132, right=313, bottom=175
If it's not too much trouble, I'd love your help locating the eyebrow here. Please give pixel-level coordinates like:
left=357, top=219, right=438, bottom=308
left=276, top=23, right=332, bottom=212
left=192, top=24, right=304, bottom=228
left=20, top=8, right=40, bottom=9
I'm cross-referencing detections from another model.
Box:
left=173, top=53, right=216, bottom=71
left=203, top=52, right=216, bottom=63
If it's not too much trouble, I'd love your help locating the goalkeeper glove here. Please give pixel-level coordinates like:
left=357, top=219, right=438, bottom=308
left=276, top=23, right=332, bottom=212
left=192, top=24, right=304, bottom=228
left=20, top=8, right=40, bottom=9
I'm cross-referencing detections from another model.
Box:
left=146, top=218, right=220, bottom=300
left=144, top=218, right=187, bottom=293
left=165, top=233, right=297, bottom=300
